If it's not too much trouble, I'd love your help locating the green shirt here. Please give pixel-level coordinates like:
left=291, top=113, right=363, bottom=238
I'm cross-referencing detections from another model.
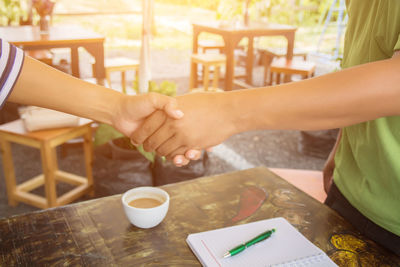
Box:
left=334, top=0, right=400, bottom=235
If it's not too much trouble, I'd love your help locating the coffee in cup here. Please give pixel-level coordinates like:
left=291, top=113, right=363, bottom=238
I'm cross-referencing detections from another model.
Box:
left=122, top=187, right=169, bottom=229
left=128, top=198, right=163, bottom=208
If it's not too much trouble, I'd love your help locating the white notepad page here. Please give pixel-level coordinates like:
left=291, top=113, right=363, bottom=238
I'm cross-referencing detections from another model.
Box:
left=186, top=217, right=337, bottom=267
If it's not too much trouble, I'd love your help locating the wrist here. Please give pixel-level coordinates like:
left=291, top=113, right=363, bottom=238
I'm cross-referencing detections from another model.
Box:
left=221, top=92, right=245, bottom=136
left=226, top=91, right=252, bottom=134
left=108, top=93, right=126, bottom=126
left=90, top=86, right=125, bottom=126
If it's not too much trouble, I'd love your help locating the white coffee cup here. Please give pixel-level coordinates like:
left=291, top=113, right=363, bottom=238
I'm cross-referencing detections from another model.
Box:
left=121, top=187, right=170, bottom=229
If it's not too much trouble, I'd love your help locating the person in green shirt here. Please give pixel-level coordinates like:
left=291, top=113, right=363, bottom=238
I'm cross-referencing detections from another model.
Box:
left=132, top=0, right=400, bottom=255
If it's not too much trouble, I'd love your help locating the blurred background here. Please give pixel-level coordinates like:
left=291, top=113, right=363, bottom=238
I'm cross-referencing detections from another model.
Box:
left=0, top=0, right=345, bottom=217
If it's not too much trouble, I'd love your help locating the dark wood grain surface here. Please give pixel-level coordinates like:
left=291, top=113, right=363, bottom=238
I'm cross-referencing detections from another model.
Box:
left=0, top=167, right=398, bottom=266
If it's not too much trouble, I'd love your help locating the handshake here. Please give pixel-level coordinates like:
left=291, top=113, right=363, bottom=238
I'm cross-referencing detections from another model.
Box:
left=112, top=91, right=235, bottom=166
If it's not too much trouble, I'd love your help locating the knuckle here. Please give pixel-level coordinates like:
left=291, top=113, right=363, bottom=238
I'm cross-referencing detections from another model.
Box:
left=130, top=133, right=141, bottom=144
left=143, top=140, right=153, bottom=152
left=130, top=137, right=139, bottom=146
left=130, top=133, right=138, bottom=142
left=157, top=147, right=167, bottom=157
left=179, top=147, right=188, bottom=156
left=148, top=92, right=157, bottom=99
left=192, top=150, right=202, bottom=160
left=154, top=110, right=167, bottom=122
left=179, top=133, right=191, bottom=145
left=142, top=124, right=152, bottom=134
left=167, top=123, right=175, bottom=132
left=194, top=153, right=202, bottom=160
left=148, top=92, right=157, bottom=105
left=169, top=97, right=177, bottom=108
left=181, top=159, right=190, bottom=166
left=134, top=134, right=145, bottom=144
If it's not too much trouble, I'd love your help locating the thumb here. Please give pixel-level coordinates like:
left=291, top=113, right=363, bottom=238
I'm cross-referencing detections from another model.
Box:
left=149, top=92, right=184, bottom=119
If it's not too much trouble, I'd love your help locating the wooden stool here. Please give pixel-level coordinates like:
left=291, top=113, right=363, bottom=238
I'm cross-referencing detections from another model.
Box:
left=272, top=48, right=308, bottom=60
left=190, top=53, right=226, bottom=91
left=26, top=50, right=53, bottom=66
left=189, top=88, right=224, bottom=93
left=268, top=58, right=316, bottom=85
left=259, top=48, right=311, bottom=85
left=198, top=40, right=225, bottom=53
left=93, top=57, right=139, bottom=94
left=259, top=48, right=308, bottom=61
left=0, top=119, right=94, bottom=209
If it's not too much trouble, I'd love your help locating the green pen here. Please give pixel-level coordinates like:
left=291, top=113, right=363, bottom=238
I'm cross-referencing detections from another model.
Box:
left=223, top=228, right=276, bottom=258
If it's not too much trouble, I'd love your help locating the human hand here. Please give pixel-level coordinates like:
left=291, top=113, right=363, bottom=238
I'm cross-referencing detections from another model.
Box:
left=323, top=129, right=342, bottom=194
left=172, top=147, right=214, bottom=166
left=130, top=92, right=236, bottom=159
left=111, top=92, right=201, bottom=166
left=126, top=108, right=202, bottom=166
left=111, top=92, right=183, bottom=138
left=322, top=152, right=335, bottom=194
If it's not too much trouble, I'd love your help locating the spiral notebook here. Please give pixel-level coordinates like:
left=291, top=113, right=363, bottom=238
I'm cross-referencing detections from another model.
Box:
left=186, top=217, right=337, bottom=267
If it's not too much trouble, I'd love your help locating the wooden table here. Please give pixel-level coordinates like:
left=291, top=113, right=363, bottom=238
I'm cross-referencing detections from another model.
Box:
left=0, top=167, right=398, bottom=266
left=0, top=25, right=105, bottom=80
left=192, top=22, right=297, bottom=91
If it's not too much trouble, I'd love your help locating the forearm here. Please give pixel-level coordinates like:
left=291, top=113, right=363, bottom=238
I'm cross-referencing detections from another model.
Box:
left=8, top=56, right=123, bottom=125
left=229, top=55, right=400, bottom=132
left=130, top=53, right=400, bottom=158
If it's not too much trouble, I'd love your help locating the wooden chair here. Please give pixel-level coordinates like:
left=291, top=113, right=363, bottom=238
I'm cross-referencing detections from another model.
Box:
left=0, top=119, right=94, bottom=209
left=268, top=58, right=316, bottom=85
left=189, top=53, right=226, bottom=92
left=93, top=57, right=139, bottom=94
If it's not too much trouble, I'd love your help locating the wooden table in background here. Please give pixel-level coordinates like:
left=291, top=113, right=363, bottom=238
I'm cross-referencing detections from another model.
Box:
left=0, top=25, right=105, bottom=80
left=192, top=22, right=297, bottom=91
left=0, top=167, right=398, bottom=266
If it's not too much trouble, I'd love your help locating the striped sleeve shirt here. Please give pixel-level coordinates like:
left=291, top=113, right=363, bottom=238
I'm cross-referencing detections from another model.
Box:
left=0, top=39, right=25, bottom=108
